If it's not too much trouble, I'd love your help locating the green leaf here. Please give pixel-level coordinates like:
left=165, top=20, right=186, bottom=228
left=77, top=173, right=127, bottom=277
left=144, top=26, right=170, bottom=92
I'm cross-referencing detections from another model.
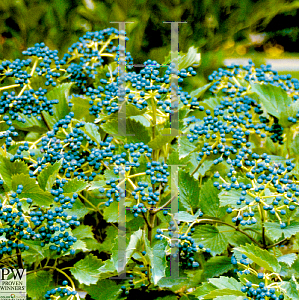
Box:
left=197, top=160, right=215, bottom=177
left=178, top=135, right=196, bottom=159
left=64, top=198, right=89, bottom=219
left=72, top=225, right=94, bottom=240
left=70, top=254, right=103, bottom=285
left=291, top=135, right=299, bottom=155
left=278, top=253, right=297, bottom=267
left=190, top=82, right=213, bottom=99
left=83, top=123, right=101, bottom=145
left=219, top=189, right=255, bottom=208
left=174, top=211, right=197, bottom=223
left=264, top=221, right=299, bottom=241
left=185, top=153, right=214, bottom=180
left=281, top=277, right=299, bottom=300
left=165, top=46, right=201, bottom=70
left=97, top=259, right=118, bottom=280
left=125, top=229, right=143, bottom=263
left=27, top=271, right=53, bottom=300
left=178, top=169, right=200, bottom=211
left=251, top=83, right=292, bottom=118
left=70, top=95, right=95, bottom=122
left=129, top=115, right=151, bottom=127
left=41, top=83, right=73, bottom=128
left=88, top=179, right=106, bottom=190
left=214, top=296, right=243, bottom=300
left=199, top=179, right=226, bottom=218
left=203, top=289, right=244, bottom=299
left=191, top=282, right=217, bottom=299
left=12, top=112, right=48, bottom=133
left=202, top=256, right=233, bottom=280
left=101, top=118, right=150, bottom=144
left=144, top=232, right=168, bottom=285
left=103, top=201, right=119, bottom=223
left=12, top=173, right=54, bottom=206
left=62, top=178, right=88, bottom=194
left=111, top=229, right=143, bottom=271
left=37, top=160, right=62, bottom=191
left=157, top=274, right=190, bottom=293
left=84, top=279, right=123, bottom=300
left=280, top=100, right=299, bottom=127
left=126, top=103, right=147, bottom=117
left=192, top=225, right=229, bottom=256
left=148, top=129, right=175, bottom=150
left=0, top=157, right=29, bottom=189
left=209, top=276, right=242, bottom=290
left=235, top=243, right=281, bottom=273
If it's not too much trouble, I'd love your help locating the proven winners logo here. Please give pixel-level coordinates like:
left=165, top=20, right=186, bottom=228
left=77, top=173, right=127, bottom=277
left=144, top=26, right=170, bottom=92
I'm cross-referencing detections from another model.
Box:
left=0, top=269, right=26, bottom=300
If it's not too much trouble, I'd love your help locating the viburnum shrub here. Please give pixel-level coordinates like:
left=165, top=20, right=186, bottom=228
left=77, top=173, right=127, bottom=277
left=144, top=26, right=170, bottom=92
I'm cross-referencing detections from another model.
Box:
left=0, top=27, right=299, bottom=300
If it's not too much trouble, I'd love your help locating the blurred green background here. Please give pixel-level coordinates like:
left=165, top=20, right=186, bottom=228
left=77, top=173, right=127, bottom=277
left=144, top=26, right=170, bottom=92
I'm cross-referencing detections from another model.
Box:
left=1, top=0, right=299, bottom=87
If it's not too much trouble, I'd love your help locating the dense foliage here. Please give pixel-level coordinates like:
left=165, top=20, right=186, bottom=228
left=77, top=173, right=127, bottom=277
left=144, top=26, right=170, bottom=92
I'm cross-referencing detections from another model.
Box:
left=1, top=27, right=299, bottom=300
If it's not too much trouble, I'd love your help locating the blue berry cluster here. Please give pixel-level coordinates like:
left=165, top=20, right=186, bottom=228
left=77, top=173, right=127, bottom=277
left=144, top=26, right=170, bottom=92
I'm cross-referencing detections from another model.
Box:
left=44, top=281, right=77, bottom=299
left=231, top=254, right=285, bottom=300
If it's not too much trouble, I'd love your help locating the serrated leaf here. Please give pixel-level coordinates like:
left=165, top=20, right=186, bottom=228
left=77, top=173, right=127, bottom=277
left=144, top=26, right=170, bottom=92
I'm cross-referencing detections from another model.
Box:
left=70, top=254, right=103, bottom=285
left=68, top=240, right=88, bottom=253
left=203, top=289, right=244, bottom=298
left=281, top=277, right=299, bottom=300
left=27, top=271, right=52, bottom=300
left=41, top=83, right=73, bottom=128
left=200, top=179, right=226, bottom=218
left=72, top=225, right=94, bottom=240
left=193, top=225, right=229, bottom=256
left=12, top=112, right=48, bottom=133
left=83, top=123, right=101, bottom=144
left=88, top=180, right=106, bottom=190
left=236, top=243, right=281, bottom=273
left=178, top=169, right=200, bottom=211
left=101, top=118, right=150, bottom=143
left=291, top=135, right=299, bottom=155
left=148, top=129, right=175, bottom=150
left=37, top=160, right=62, bottom=191
left=70, top=95, right=95, bottom=122
left=103, top=201, right=119, bottom=223
left=84, top=279, right=123, bottom=300
left=178, top=135, right=196, bottom=159
left=278, top=253, right=297, bottom=267
left=64, top=198, right=89, bottom=219
left=202, top=256, right=233, bottom=280
left=126, top=103, right=147, bottom=117
left=251, top=83, right=292, bottom=118
left=214, top=296, right=244, bottom=300
left=264, top=221, right=299, bottom=241
left=125, top=229, right=143, bottom=263
left=97, top=259, right=118, bottom=280
left=144, top=232, right=167, bottom=285
left=0, top=157, right=29, bottom=189
left=12, top=173, right=54, bottom=206
left=129, top=115, right=151, bottom=127
left=190, top=83, right=212, bottom=99
left=165, top=46, right=201, bottom=70
left=280, top=100, right=299, bottom=127
left=111, top=229, right=143, bottom=272
left=174, top=211, right=197, bottom=223
left=209, top=276, right=242, bottom=290
left=191, top=282, right=217, bottom=299
left=219, top=189, right=255, bottom=208
left=62, top=178, right=88, bottom=194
